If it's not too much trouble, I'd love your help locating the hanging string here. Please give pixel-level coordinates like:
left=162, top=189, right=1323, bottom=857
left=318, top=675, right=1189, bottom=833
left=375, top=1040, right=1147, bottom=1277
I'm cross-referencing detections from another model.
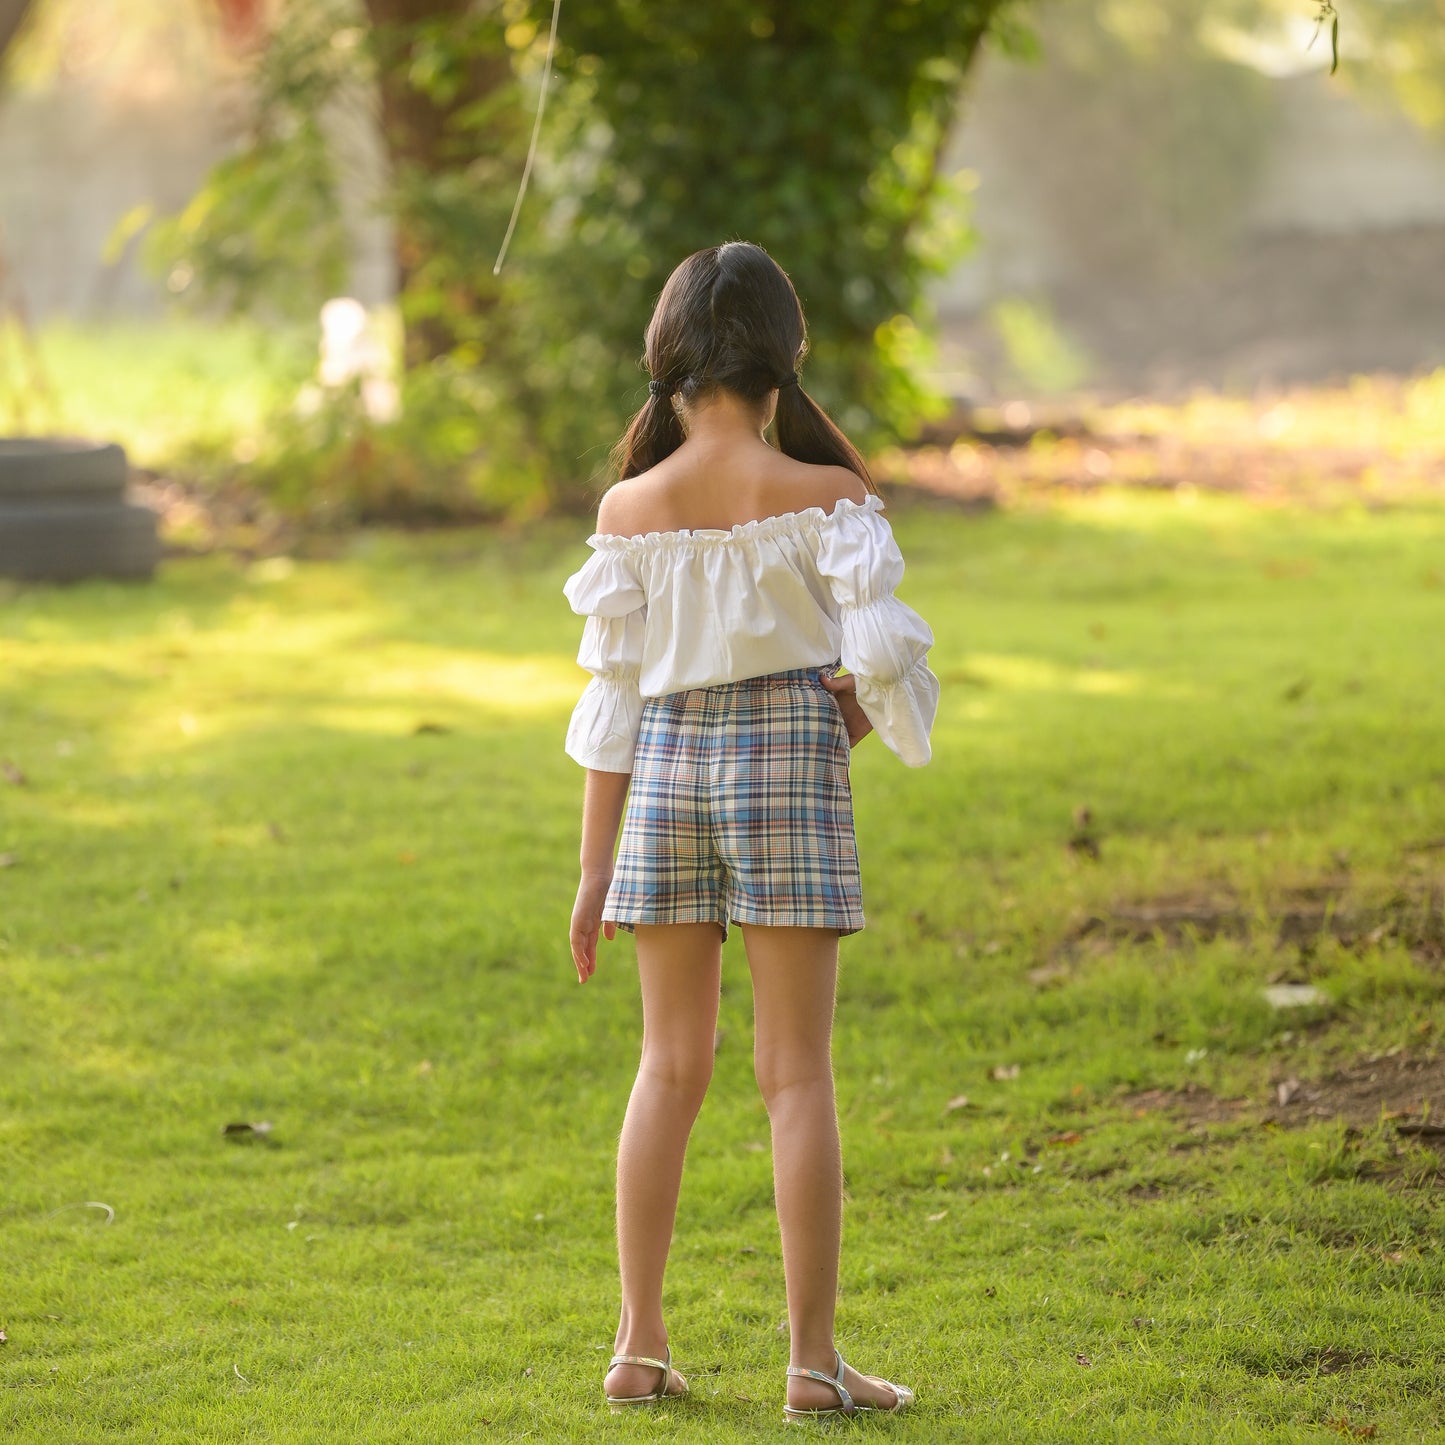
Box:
left=492, top=0, right=563, bottom=276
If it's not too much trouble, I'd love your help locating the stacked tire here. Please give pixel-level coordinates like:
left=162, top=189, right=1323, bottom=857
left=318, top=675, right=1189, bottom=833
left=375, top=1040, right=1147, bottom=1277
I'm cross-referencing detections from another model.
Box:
left=0, top=439, right=160, bottom=582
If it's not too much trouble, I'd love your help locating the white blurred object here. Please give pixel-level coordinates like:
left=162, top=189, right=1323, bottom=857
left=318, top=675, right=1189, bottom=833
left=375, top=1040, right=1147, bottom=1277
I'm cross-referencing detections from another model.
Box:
left=318, top=297, right=375, bottom=385
left=360, top=375, right=400, bottom=424
left=1263, top=984, right=1328, bottom=1009
left=315, top=297, right=400, bottom=422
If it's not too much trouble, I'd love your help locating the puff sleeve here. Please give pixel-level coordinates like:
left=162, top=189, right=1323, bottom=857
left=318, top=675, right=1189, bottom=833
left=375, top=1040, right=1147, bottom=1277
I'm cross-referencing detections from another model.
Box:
left=816, top=500, right=940, bottom=767
left=562, top=543, right=648, bottom=772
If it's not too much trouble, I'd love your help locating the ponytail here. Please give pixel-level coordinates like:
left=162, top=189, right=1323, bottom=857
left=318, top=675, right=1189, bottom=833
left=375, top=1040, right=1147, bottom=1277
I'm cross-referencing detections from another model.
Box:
left=611, top=387, right=686, bottom=480
left=774, top=381, right=877, bottom=495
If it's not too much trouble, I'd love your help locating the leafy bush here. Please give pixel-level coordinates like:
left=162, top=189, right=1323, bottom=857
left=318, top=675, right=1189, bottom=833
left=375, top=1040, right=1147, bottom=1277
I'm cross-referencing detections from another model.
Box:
left=148, top=0, right=1016, bottom=518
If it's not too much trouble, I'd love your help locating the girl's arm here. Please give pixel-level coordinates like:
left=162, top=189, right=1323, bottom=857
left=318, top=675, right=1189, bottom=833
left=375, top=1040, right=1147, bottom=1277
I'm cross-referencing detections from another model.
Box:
left=570, top=767, right=631, bottom=983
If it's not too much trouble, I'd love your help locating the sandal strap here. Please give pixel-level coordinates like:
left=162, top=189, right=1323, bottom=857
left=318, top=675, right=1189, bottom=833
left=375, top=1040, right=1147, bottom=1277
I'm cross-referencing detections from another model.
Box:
left=785, top=1351, right=853, bottom=1412
left=609, top=1349, right=671, bottom=1386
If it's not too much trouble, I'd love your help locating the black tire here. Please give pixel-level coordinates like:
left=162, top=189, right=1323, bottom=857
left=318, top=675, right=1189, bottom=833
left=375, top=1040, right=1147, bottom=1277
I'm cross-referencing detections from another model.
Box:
left=0, top=500, right=159, bottom=582
left=0, top=438, right=129, bottom=501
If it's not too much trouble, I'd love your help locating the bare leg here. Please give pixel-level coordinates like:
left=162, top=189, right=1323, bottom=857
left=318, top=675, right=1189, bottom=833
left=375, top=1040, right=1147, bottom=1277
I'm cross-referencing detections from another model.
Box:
left=604, top=922, right=722, bottom=1402
left=741, top=923, right=900, bottom=1413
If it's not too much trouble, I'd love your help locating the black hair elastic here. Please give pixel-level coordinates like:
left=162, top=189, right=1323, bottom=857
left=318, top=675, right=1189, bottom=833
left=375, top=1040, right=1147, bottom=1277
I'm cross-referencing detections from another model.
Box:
left=777, top=371, right=800, bottom=389
left=648, top=378, right=675, bottom=398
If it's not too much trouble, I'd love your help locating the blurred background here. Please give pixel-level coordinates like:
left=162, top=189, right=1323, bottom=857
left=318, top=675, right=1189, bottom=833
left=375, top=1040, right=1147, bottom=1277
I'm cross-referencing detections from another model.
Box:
left=0, top=0, right=1442, bottom=533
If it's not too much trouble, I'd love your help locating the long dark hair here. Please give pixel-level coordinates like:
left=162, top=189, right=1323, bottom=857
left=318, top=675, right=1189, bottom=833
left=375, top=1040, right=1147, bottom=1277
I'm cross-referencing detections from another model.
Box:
left=610, top=242, right=876, bottom=492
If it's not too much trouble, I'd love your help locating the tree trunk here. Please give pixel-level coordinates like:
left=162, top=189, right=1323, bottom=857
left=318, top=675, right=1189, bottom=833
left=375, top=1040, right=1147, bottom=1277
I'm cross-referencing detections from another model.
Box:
left=360, top=0, right=520, bottom=366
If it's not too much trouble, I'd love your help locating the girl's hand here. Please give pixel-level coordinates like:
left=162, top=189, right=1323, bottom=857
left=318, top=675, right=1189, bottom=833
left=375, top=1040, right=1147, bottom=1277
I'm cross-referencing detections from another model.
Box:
left=819, top=671, right=874, bottom=747
left=570, top=871, right=617, bottom=983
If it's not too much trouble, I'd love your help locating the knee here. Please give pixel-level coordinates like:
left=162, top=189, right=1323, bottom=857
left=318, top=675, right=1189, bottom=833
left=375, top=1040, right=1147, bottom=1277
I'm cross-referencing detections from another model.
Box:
left=640, top=1048, right=713, bottom=1112
left=753, top=1045, right=833, bottom=1113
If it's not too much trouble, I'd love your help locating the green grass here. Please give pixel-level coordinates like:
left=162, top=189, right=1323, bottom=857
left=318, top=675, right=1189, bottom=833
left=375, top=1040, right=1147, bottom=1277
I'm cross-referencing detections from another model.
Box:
left=1, top=318, right=310, bottom=469
left=2, top=491, right=1444, bottom=1442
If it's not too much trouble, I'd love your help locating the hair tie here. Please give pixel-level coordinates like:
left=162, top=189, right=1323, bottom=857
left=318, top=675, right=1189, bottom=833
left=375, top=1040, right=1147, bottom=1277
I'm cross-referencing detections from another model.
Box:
left=777, top=371, right=800, bottom=390
left=648, top=378, right=675, bottom=399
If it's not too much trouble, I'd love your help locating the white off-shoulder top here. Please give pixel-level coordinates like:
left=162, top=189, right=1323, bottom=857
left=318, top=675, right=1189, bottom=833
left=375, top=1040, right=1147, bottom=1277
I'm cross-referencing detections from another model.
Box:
left=562, top=493, right=940, bottom=772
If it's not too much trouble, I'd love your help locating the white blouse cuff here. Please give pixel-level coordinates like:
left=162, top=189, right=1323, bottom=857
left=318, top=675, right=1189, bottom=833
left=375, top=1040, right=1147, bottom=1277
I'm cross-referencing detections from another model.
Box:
left=853, top=654, right=940, bottom=768
left=839, top=594, right=938, bottom=767
left=564, top=673, right=643, bottom=772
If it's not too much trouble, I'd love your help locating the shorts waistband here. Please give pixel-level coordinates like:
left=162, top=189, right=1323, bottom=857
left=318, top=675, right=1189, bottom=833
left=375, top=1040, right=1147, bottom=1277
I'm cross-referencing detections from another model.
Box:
left=706, top=661, right=840, bottom=690
left=654, top=661, right=842, bottom=698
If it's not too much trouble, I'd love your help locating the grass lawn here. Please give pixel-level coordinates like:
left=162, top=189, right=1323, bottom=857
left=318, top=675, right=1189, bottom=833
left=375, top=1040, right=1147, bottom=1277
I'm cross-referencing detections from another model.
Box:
left=2, top=489, right=1443, bottom=1442
left=2, top=319, right=311, bottom=471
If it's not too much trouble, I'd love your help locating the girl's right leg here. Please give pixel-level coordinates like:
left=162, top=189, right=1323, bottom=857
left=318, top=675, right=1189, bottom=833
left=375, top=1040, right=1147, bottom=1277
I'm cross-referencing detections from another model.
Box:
left=740, top=923, right=902, bottom=1413
left=604, top=921, right=722, bottom=1403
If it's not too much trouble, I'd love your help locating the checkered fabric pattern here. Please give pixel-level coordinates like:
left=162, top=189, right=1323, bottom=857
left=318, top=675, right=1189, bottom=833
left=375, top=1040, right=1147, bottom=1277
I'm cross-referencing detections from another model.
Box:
left=604, top=663, right=865, bottom=941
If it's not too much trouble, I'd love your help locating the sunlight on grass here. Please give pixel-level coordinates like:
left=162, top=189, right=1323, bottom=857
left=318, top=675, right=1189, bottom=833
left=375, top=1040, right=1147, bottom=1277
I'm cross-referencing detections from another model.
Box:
left=1092, top=369, right=1445, bottom=455
left=205, top=822, right=285, bottom=850
left=3, top=582, right=581, bottom=768
left=963, top=652, right=1164, bottom=697
left=187, top=921, right=285, bottom=979
left=358, top=652, right=585, bottom=716
left=60, top=1041, right=160, bottom=1084
left=22, top=796, right=144, bottom=831
left=8, top=318, right=310, bottom=468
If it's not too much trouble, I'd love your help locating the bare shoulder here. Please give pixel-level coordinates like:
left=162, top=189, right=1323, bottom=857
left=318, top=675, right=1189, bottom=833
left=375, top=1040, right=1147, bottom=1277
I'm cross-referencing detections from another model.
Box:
left=595, top=477, right=655, bottom=538
left=781, top=460, right=870, bottom=512
left=819, top=464, right=870, bottom=509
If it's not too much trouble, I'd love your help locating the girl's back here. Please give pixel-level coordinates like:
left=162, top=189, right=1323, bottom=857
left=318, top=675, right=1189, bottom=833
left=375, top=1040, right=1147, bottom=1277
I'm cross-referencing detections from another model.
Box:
left=598, top=433, right=865, bottom=540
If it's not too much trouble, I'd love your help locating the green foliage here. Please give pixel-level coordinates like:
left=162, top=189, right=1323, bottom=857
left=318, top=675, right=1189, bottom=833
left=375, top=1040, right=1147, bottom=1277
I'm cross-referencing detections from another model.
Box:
left=1337, top=0, right=1445, bottom=131
left=144, top=0, right=356, bottom=320
left=247, top=355, right=555, bottom=525
left=555, top=1, right=1006, bottom=445
left=144, top=1, right=1012, bottom=514
left=141, top=0, right=573, bottom=512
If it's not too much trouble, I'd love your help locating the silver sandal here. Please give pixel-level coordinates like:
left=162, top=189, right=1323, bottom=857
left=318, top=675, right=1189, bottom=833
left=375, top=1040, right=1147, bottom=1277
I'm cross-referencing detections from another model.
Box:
left=604, top=1346, right=688, bottom=1410
left=784, top=1349, right=915, bottom=1422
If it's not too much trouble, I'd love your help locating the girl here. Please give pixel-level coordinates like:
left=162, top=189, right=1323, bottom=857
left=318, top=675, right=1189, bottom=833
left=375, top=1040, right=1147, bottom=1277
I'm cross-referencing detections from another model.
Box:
left=564, top=241, right=939, bottom=1423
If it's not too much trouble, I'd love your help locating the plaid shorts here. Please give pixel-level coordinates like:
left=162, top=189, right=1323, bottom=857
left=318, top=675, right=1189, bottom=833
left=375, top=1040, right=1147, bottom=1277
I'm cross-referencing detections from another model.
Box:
left=604, top=663, right=865, bottom=941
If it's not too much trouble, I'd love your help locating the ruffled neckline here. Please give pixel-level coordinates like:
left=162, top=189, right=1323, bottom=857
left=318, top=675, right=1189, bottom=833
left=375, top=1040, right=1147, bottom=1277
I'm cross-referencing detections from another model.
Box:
left=586, top=492, right=883, bottom=552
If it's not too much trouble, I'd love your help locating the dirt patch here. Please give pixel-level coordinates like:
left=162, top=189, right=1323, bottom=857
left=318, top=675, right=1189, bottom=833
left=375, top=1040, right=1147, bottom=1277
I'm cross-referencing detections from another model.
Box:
left=1054, top=880, right=1445, bottom=970
left=882, top=425, right=1445, bottom=512
left=882, top=357, right=1445, bottom=513
left=1282, top=1348, right=1373, bottom=1379
left=1123, top=1081, right=1253, bottom=1128
left=1123, top=1050, right=1445, bottom=1135
left=1266, top=1052, right=1445, bottom=1131
left=878, top=430, right=1445, bottom=511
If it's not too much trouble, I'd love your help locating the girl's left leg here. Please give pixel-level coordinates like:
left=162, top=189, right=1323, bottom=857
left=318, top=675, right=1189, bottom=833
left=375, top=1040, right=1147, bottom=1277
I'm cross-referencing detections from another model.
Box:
left=604, top=921, right=723, bottom=1402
